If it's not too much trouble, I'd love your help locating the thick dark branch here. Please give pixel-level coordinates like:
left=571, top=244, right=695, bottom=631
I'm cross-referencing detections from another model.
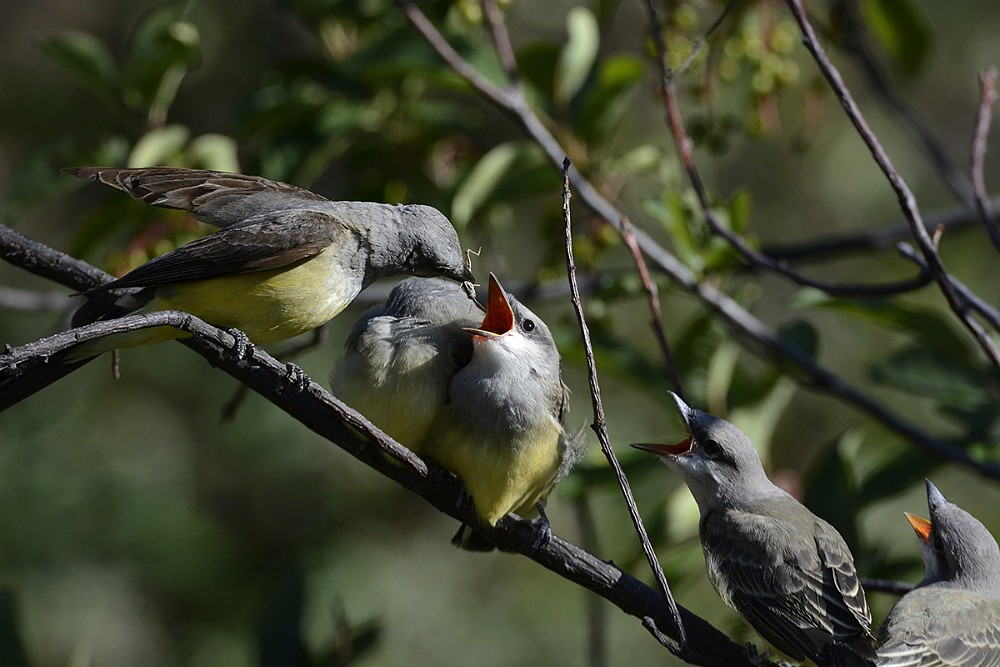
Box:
left=0, top=229, right=754, bottom=667
left=786, top=0, right=1000, bottom=371
left=396, top=3, right=1000, bottom=480
left=645, top=0, right=931, bottom=299
left=972, top=67, right=1000, bottom=252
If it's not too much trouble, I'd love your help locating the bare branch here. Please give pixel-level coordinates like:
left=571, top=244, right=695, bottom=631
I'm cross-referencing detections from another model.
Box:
left=396, top=1, right=1000, bottom=480
left=786, top=0, right=1000, bottom=371
left=860, top=578, right=914, bottom=597
left=562, top=160, right=699, bottom=660
left=972, top=67, right=1000, bottom=252
left=620, top=216, right=685, bottom=400
left=831, top=3, right=977, bottom=207
left=645, top=0, right=931, bottom=299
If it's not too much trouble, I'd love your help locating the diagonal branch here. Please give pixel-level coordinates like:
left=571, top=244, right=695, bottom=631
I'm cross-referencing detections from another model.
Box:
left=395, top=0, right=1000, bottom=480
left=972, top=67, right=1000, bottom=253
left=562, top=161, right=693, bottom=657
left=785, top=0, right=1000, bottom=371
left=643, top=0, right=931, bottom=299
left=0, top=224, right=755, bottom=667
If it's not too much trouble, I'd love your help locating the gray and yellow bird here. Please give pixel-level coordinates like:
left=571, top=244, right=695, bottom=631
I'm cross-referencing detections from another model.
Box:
left=332, top=274, right=585, bottom=549
left=1, top=167, right=473, bottom=409
left=877, top=479, right=1000, bottom=667
left=633, top=393, right=877, bottom=666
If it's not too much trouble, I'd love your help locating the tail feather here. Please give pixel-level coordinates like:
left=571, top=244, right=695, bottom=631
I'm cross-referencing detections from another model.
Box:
left=0, top=354, right=98, bottom=412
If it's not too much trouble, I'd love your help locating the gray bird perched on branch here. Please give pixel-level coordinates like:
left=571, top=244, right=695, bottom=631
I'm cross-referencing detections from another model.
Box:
left=877, top=479, right=1000, bottom=667
left=0, top=167, right=473, bottom=410
left=632, top=393, right=877, bottom=666
left=332, top=274, right=585, bottom=550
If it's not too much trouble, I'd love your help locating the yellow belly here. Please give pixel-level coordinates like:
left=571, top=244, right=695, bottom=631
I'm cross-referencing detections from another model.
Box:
left=81, top=247, right=359, bottom=354
left=426, top=417, right=563, bottom=526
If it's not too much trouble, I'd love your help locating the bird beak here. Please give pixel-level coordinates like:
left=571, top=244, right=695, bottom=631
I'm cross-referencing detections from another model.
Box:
left=668, top=391, right=697, bottom=429
left=905, top=512, right=933, bottom=545
left=631, top=438, right=694, bottom=457
left=924, top=478, right=947, bottom=513
left=463, top=273, right=514, bottom=339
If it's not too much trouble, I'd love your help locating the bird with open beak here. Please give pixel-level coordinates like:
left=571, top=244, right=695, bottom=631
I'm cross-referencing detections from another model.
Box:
left=632, top=392, right=877, bottom=666
left=877, top=479, right=1000, bottom=666
left=422, top=273, right=584, bottom=549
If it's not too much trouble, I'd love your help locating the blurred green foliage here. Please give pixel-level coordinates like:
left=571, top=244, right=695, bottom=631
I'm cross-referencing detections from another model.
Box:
left=1, top=0, right=999, bottom=665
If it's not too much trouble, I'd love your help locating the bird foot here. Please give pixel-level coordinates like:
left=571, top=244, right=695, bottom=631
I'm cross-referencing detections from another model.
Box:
left=283, top=362, right=309, bottom=392
left=226, top=328, right=254, bottom=360
left=525, top=503, right=552, bottom=554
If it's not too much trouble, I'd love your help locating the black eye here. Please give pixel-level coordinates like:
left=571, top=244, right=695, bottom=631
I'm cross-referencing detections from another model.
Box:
left=522, top=319, right=535, bottom=332
left=934, top=535, right=944, bottom=551
left=702, top=439, right=722, bottom=458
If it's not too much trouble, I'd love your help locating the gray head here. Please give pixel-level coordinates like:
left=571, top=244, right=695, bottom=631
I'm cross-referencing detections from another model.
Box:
left=907, top=479, right=1000, bottom=594
left=455, top=273, right=562, bottom=414
left=381, top=277, right=482, bottom=324
left=631, top=392, right=775, bottom=512
left=367, top=204, right=474, bottom=285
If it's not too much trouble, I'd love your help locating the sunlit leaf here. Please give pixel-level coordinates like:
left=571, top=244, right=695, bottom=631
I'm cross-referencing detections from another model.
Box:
left=128, top=125, right=191, bottom=167
left=555, top=7, right=599, bottom=106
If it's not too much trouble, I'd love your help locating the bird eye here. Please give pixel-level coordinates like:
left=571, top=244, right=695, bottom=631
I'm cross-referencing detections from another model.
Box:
left=522, top=319, right=536, bottom=332
left=702, top=439, right=722, bottom=458
left=934, top=535, right=944, bottom=551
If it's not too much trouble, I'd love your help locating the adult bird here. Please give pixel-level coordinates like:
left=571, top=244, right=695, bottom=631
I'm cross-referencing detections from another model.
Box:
left=332, top=274, right=585, bottom=550
left=632, top=393, right=876, bottom=666
left=0, top=167, right=473, bottom=410
left=877, top=479, right=1000, bottom=667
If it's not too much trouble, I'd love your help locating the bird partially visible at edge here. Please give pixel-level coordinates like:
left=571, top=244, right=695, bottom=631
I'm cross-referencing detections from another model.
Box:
left=877, top=479, right=1000, bottom=667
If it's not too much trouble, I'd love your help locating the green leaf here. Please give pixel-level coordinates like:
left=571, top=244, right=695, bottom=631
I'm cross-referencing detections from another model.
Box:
left=40, top=32, right=119, bottom=104
left=450, top=141, right=549, bottom=226
left=804, top=432, right=862, bottom=550
left=860, top=0, right=932, bottom=75
left=128, top=125, right=191, bottom=167
left=122, top=4, right=201, bottom=118
left=555, top=7, right=599, bottom=107
left=186, top=134, right=241, bottom=172
left=576, top=54, right=644, bottom=141
left=871, top=346, right=991, bottom=412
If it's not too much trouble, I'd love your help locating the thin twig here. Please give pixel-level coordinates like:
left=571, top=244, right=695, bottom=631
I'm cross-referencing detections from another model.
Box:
left=481, top=0, right=521, bottom=87
left=645, top=0, right=931, bottom=299
left=860, top=578, right=914, bottom=597
left=620, top=216, right=685, bottom=400
left=786, top=0, right=1000, bottom=371
left=396, top=1, right=1000, bottom=480
left=763, top=198, right=1000, bottom=262
left=972, top=67, right=1000, bottom=252
left=673, top=0, right=742, bottom=78
left=831, top=4, right=977, bottom=208
left=562, top=159, right=690, bottom=653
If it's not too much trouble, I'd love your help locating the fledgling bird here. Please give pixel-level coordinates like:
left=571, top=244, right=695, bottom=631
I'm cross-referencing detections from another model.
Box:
left=330, top=277, right=481, bottom=445
left=0, top=167, right=473, bottom=410
left=877, top=479, right=1000, bottom=667
left=632, top=393, right=876, bottom=666
left=332, top=273, right=585, bottom=550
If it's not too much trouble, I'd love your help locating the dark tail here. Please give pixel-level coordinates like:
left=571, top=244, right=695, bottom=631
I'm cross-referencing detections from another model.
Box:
left=0, top=354, right=98, bottom=412
left=450, top=524, right=496, bottom=552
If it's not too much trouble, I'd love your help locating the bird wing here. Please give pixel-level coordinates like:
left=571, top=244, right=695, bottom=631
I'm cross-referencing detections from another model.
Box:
left=65, top=167, right=329, bottom=229
left=702, top=507, right=872, bottom=663
left=87, top=209, right=347, bottom=291
left=878, top=594, right=1000, bottom=667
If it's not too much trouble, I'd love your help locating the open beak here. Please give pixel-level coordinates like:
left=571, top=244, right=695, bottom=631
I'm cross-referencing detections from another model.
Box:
left=463, top=273, right=514, bottom=339
left=631, top=437, right=694, bottom=458
left=905, top=512, right=933, bottom=545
